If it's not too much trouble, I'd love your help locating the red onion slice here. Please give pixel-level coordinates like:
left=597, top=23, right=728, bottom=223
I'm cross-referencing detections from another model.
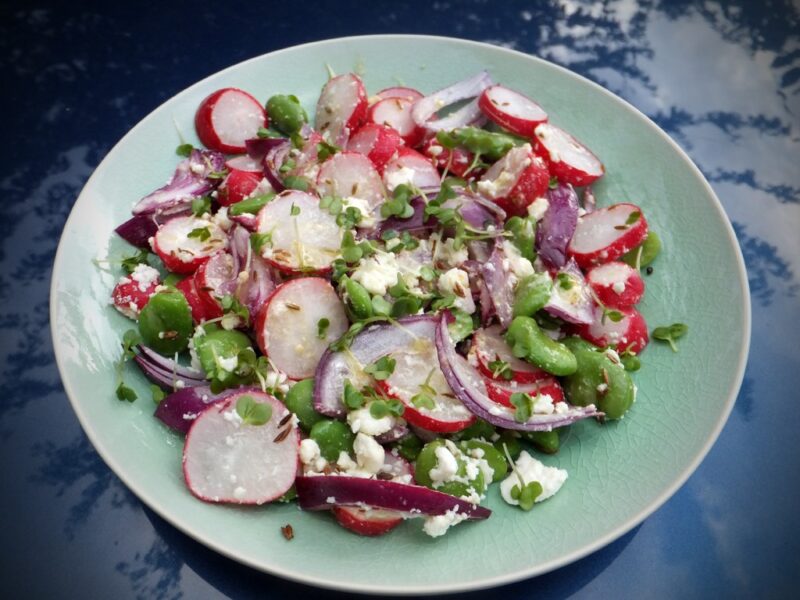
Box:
left=261, top=139, right=292, bottom=193
left=412, top=71, right=493, bottom=132
left=138, top=345, right=204, bottom=380
left=153, top=385, right=244, bottom=434
left=295, top=476, right=491, bottom=520
left=536, top=183, right=579, bottom=269
left=543, top=259, right=596, bottom=325
left=434, top=312, right=603, bottom=431
left=480, top=244, right=514, bottom=329
left=313, top=316, right=437, bottom=418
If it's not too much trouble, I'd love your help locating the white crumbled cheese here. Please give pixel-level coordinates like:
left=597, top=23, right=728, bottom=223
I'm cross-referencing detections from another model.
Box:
left=326, top=496, right=337, bottom=504
left=233, top=486, right=247, bottom=500
left=351, top=251, right=401, bottom=296
left=501, top=241, right=535, bottom=281
left=299, top=438, right=329, bottom=473
left=342, top=195, right=377, bottom=228
left=353, top=433, right=385, bottom=475
left=217, top=355, right=238, bottom=373
left=500, top=451, right=568, bottom=506
left=175, top=379, right=185, bottom=389
left=347, top=406, right=396, bottom=436
left=428, top=144, right=444, bottom=156
left=527, top=196, right=549, bottom=221
left=336, top=451, right=358, bottom=472
left=555, top=402, right=569, bottom=415
left=213, top=205, right=232, bottom=231
left=477, top=169, right=516, bottom=199
left=612, top=280, right=626, bottom=294
left=429, top=445, right=459, bottom=486
left=437, top=268, right=475, bottom=314
left=423, top=507, right=468, bottom=538
left=222, top=409, right=243, bottom=427
left=596, top=383, right=609, bottom=393
left=384, top=166, right=417, bottom=191
left=432, top=233, right=469, bottom=268
left=532, top=393, right=556, bottom=415
left=130, top=264, right=160, bottom=292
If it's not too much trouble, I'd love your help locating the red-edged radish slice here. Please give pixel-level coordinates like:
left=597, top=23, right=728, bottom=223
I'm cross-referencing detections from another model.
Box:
left=533, top=122, right=604, bottom=187
left=255, top=190, right=342, bottom=273
left=225, top=154, right=263, bottom=174
left=383, top=147, right=442, bottom=193
left=377, top=336, right=476, bottom=434
left=478, top=85, right=548, bottom=137
left=152, top=215, right=228, bottom=274
left=470, top=325, right=549, bottom=384
left=217, top=169, right=263, bottom=206
left=315, top=73, right=368, bottom=145
left=368, top=97, right=425, bottom=147
left=346, top=123, right=404, bottom=173
left=586, top=261, right=645, bottom=308
left=484, top=377, right=565, bottom=409
left=255, top=277, right=349, bottom=379
left=568, top=203, right=648, bottom=269
left=476, top=144, right=550, bottom=217
left=176, top=275, right=218, bottom=323
left=111, top=265, right=161, bottom=319
left=316, top=152, right=385, bottom=226
left=575, top=306, right=649, bottom=354
left=195, top=88, right=267, bottom=154
left=286, top=129, right=324, bottom=182
left=374, top=86, right=424, bottom=102
left=194, top=251, right=236, bottom=315
left=422, top=138, right=475, bottom=178
left=332, top=505, right=403, bottom=536
left=183, top=390, right=299, bottom=505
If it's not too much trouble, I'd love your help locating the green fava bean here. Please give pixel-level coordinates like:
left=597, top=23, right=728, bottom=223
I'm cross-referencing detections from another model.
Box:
left=138, top=291, right=193, bottom=355
left=495, top=432, right=522, bottom=460
left=266, top=94, right=308, bottom=135
left=622, top=230, right=662, bottom=269
left=283, top=378, right=323, bottom=432
left=450, top=419, right=496, bottom=442
left=523, top=429, right=560, bottom=454
left=341, top=276, right=374, bottom=321
left=505, top=316, right=578, bottom=376
left=459, top=440, right=508, bottom=482
left=513, top=272, right=553, bottom=317
left=561, top=337, right=635, bottom=420
left=392, top=433, right=423, bottom=461
left=505, top=216, right=537, bottom=263
left=194, top=327, right=251, bottom=370
left=310, top=419, right=355, bottom=462
left=414, top=440, right=486, bottom=497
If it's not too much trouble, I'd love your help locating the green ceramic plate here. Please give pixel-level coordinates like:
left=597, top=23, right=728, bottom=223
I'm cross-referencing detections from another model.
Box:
left=51, top=35, right=750, bottom=594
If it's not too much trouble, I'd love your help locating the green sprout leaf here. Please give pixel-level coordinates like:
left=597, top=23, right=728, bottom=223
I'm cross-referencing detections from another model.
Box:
left=317, top=317, right=330, bottom=339
left=364, top=356, right=396, bottom=381
left=652, top=322, right=688, bottom=352
left=175, top=143, right=194, bottom=157
left=235, top=395, right=272, bottom=426
left=187, top=227, right=211, bottom=242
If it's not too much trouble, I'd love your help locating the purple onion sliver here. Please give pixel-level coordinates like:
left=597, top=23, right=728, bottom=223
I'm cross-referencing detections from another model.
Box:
left=115, top=214, right=158, bottom=247
left=154, top=385, right=252, bottom=434
left=137, top=345, right=204, bottom=380
left=536, top=183, right=579, bottom=269
left=481, top=244, right=514, bottom=329
left=262, top=139, right=292, bottom=192
left=412, top=71, right=494, bottom=132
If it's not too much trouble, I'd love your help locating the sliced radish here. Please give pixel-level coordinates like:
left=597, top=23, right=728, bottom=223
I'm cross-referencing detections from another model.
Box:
left=225, top=154, right=263, bottom=174
left=194, top=251, right=236, bottom=316
left=575, top=306, right=649, bottom=354
left=533, top=122, right=604, bottom=187
left=217, top=169, right=263, bottom=206
left=383, top=147, right=442, bottom=193
left=286, top=130, right=324, bottom=182
left=152, top=215, right=228, bottom=274
left=484, top=377, right=565, bottom=409
left=374, top=86, right=424, bottom=102
left=476, top=144, right=550, bottom=217
left=255, top=190, right=342, bottom=273
left=332, top=505, right=403, bottom=536
left=586, top=261, right=645, bottom=308
left=368, top=97, right=425, bottom=147
left=176, top=275, right=218, bottom=323
left=568, top=203, right=648, bottom=269
left=346, top=123, right=404, bottom=173
left=316, top=152, right=386, bottom=225
left=195, top=88, right=267, bottom=154
left=378, top=335, right=476, bottom=434
left=478, top=85, right=548, bottom=137
left=315, top=73, right=368, bottom=145
left=255, top=277, right=349, bottom=380
left=470, top=325, right=549, bottom=384
left=422, top=137, right=475, bottom=178
left=111, top=265, right=161, bottom=319
left=183, top=390, right=299, bottom=505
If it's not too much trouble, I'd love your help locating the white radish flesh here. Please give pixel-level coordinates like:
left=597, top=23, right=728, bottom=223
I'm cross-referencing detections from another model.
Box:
left=255, top=191, right=342, bottom=272
left=568, top=203, right=648, bottom=268
left=183, top=391, right=299, bottom=505
left=256, top=277, right=349, bottom=380
left=195, top=88, right=266, bottom=154
left=383, top=148, right=442, bottom=193
left=315, top=73, right=367, bottom=145
left=534, top=122, right=604, bottom=186
left=152, top=215, right=228, bottom=274
left=368, top=97, right=424, bottom=146
left=316, top=152, right=386, bottom=225
left=225, top=155, right=263, bottom=173
left=479, top=85, right=548, bottom=136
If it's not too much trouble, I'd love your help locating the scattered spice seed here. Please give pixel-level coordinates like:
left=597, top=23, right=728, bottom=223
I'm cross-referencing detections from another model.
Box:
left=285, top=302, right=301, bottom=311
left=278, top=413, right=293, bottom=427
left=273, top=427, right=291, bottom=443
left=646, top=266, right=654, bottom=275
left=281, top=524, right=294, bottom=541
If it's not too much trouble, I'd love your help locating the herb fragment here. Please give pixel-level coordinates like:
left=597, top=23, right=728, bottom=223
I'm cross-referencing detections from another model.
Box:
left=120, top=248, right=150, bottom=275
left=343, top=380, right=365, bottom=409
left=191, top=195, right=212, bottom=216
left=364, top=356, right=396, bottom=381
left=488, top=358, right=514, bottom=381
left=250, top=232, right=272, bottom=254
left=235, top=395, right=272, bottom=426
left=509, top=392, right=533, bottom=423
left=317, top=318, right=330, bottom=339
left=187, top=227, right=211, bottom=242
left=510, top=481, right=543, bottom=511
left=175, top=143, right=194, bottom=157
left=652, top=323, right=688, bottom=352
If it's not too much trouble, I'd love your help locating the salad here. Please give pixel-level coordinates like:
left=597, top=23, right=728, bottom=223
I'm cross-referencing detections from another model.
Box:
left=109, top=69, right=668, bottom=538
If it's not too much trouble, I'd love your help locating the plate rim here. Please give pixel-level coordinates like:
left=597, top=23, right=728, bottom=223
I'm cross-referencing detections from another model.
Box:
left=49, top=33, right=752, bottom=595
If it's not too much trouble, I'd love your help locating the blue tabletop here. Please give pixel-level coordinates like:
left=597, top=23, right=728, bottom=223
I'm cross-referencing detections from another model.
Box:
left=2, top=1, right=798, bottom=598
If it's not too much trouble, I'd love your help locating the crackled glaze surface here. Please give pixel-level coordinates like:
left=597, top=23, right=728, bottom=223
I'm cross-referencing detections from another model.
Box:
left=3, top=1, right=798, bottom=598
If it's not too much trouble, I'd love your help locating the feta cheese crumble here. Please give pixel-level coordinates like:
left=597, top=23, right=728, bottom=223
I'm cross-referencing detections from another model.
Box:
left=422, top=507, right=468, bottom=538
left=347, top=405, right=396, bottom=436
left=500, top=451, right=568, bottom=506
left=437, top=268, right=475, bottom=314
